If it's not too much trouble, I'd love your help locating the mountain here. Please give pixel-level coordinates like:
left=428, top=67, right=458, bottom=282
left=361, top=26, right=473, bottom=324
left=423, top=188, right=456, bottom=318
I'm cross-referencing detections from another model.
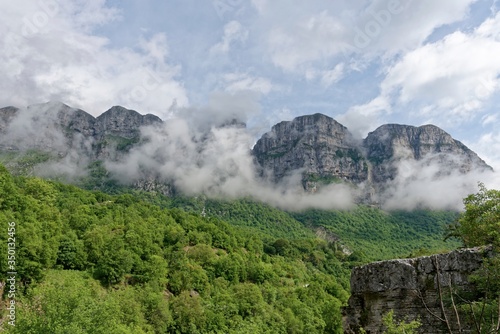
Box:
left=0, top=102, right=493, bottom=204
left=252, top=113, right=368, bottom=191
left=364, top=123, right=491, bottom=185
left=252, top=113, right=492, bottom=198
left=0, top=101, right=162, bottom=162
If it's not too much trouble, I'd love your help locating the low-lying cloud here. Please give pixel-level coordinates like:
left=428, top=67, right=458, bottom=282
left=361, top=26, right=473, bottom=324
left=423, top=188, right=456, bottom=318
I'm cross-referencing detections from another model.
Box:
left=1, top=98, right=499, bottom=212
left=106, top=105, right=357, bottom=211
left=379, top=153, right=497, bottom=211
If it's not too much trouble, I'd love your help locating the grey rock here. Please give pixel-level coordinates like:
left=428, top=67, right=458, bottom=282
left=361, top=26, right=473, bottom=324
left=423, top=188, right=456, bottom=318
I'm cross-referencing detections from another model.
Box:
left=95, top=105, right=162, bottom=139
left=343, top=247, right=493, bottom=333
left=0, top=106, right=19, bottom=134
left=364, top=124, right=492, bottom=186
left=252, top=115, right=493, bottom=199
left=252, top=113, right=368, bottom=190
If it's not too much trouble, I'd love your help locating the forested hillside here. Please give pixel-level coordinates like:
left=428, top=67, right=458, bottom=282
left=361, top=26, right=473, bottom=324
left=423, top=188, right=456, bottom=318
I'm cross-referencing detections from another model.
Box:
left=0, top=164, right=458, bottom=333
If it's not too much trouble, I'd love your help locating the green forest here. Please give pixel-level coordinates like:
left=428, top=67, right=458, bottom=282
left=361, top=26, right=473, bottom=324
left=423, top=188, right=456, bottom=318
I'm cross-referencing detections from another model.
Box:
left=0, top=163, right=471, bottom=333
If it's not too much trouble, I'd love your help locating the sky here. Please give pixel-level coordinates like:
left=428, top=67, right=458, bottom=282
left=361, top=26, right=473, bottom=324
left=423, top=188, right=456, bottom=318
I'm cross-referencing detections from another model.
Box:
left=1, top=0, right=500, bottom=172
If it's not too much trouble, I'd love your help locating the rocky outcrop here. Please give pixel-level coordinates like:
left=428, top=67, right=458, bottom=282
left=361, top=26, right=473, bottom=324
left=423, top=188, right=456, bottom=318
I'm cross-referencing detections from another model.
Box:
left=0, top=106, right=19, bottom=134
left=0, top=104, right=493, bottom=198
left=343, top=247, right=493, bottom=333
left=252, top=113, right=368, bottom=190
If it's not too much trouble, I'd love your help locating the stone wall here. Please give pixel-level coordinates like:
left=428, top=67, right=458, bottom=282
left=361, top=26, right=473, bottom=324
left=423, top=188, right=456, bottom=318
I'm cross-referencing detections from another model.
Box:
left=343, top=247, right=492, bottom=333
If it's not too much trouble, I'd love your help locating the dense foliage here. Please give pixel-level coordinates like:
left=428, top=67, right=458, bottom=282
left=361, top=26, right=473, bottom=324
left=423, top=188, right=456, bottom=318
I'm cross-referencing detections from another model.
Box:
left=450, top=183, right=500, bottom=333
left=0, top=162, right=460, bottom=333
left=0, top=164, right=350, bottom=333
left=162, top=197, right=459, bottom=262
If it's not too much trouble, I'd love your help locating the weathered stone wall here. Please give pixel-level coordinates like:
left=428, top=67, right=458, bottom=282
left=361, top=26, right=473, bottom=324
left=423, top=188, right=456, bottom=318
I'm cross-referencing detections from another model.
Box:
left=343, top=247, right=492, bottom=333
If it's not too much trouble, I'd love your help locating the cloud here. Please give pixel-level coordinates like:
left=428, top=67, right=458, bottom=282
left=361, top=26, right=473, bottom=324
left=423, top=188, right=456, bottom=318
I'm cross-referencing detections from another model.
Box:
left=337, top=96, right=391, bottom=139
left=222, top=72, right=274, bottom=95
left=380, top=152, right=499, bottom=210
left=468, top=132, right=500, bottom=173
left=106, top=95, right=357, bottom=211
left=0, top=101, right=93, bottom=180
left=210, top=20, right=248, bottom=54
left=352, top=11, right=500, bottom=127
left=257, top=0, right=476, bottom=76
left=0, top=0, right=188, bottom=117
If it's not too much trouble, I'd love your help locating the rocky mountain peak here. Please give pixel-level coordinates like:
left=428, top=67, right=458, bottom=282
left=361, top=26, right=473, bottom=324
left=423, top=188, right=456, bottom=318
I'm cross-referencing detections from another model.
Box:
left=364, top=123, right=464, bottom=160
left=96, top=106, right=162, bottom=139
left=252, top=113, right=367, bottom=190
left=252, top=115, right=492, bottom=198
left=363, top=123, right=492, bottom=185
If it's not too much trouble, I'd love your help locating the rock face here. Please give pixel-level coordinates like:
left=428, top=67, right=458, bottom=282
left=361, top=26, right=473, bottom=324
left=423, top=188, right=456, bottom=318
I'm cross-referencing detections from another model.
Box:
left=0, top=104, right=493, bottom=198
left=364, top=124, right=492, bottom=186
left=0, top=101, right=162, bottom=155
left=343, top=247, right=492, bottom=333
left=0, top=106, right=19, bottom=134
left=252, top=114, right=492, bottom=196
left=95, top=106, right=162, bottom=139
left=252, top=114, right=368, bottom=190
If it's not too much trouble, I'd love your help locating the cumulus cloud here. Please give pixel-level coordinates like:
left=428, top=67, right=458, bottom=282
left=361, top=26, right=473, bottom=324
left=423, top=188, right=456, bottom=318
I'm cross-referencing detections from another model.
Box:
left=0, top=0, right=188, bottom=117
left=337, top=96, right=391, bottom=139
left=352, top=11, right=500, bottom=128
left=257, top=0, right=476, bottom=75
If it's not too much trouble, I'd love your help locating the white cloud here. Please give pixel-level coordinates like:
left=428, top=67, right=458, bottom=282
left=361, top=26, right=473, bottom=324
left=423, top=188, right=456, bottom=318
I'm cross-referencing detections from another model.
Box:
left=250, top=0, right=268, bottom=14
left=338, top=96, right=391, bottom=138
left=0, top=0, right=188, bottom=117
left=210, top=20, right=248, bottom=54
left=468, top=132, right=500, bottom=173
left=320, top=63, right=345, bottom=87
left=257, top=0, right=476, bottom=76
left=350, top=11, right=500, bottom=127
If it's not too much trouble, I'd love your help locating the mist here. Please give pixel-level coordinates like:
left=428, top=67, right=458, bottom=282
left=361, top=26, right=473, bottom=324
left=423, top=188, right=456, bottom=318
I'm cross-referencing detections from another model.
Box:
left=1, top=98, right=499, bottom=212
left=0, top=102, right=93, bottom=181
left=378, top=151, right=499, bottom=211
left=106, top=96, right=357, bottom=211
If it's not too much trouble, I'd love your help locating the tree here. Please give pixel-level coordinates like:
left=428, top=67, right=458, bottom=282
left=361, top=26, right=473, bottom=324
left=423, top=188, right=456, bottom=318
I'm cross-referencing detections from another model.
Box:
left=452, top=182, right=500, bottom=249
left=450, top=183, right=500, bottom=333
left=381, top=310, right=421, bottom=334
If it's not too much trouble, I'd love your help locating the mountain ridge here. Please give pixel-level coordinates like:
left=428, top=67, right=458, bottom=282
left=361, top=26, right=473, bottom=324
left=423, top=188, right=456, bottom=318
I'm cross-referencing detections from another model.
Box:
left=0, top=102, right=493, bottom=207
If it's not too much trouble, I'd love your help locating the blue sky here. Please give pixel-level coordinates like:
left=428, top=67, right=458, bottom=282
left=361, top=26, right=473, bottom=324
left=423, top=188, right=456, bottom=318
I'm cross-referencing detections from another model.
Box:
left=1, top=0, right=500, bottom=170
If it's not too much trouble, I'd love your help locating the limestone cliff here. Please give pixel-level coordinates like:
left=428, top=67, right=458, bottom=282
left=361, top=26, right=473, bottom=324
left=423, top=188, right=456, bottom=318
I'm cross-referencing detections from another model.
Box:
left=343, top=247, right=493, bottom=333
left=252, top=113, right=368, bottom=191
left=252, top=114, right=492, bottom=198
left=0, top=104, right=493, bottom=198
left=364, top=124, right=492, bottom=187
left=0, top=101, right=161, bottom=157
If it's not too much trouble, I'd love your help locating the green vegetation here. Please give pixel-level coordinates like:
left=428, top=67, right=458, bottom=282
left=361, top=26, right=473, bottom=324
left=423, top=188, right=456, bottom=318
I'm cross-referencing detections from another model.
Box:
left=359, top=310, right=421, bottom=334
left=381, top=310, right=421, bottom=334
left=0, top=149, right=53, bottom=176
left=449, top=183, right=500, bottom=333
left=305, top=173, right=342, bottom=185
left=0, top=160, right=465, bottom=332
left=0, top=164, right=351, bottom=333
left=292, top=207, right=459, bottom=261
